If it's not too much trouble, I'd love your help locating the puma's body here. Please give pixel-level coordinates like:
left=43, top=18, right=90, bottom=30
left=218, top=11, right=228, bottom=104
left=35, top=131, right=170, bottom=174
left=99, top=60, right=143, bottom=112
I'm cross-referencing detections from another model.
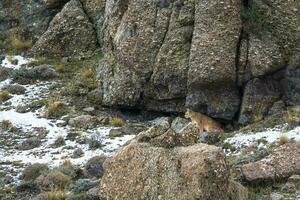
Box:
left=185, top=110, right=224, bottom=133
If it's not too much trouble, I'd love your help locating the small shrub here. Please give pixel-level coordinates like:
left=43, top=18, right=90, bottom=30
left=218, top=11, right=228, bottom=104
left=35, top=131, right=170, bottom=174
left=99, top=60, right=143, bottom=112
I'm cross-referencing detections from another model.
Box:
left=53, top=166, right=76, bottom=179
left=84, top=155, right=106, bottom=178
left=6, top=55, right=18, bottom=65
left=66, top=131, right=81, bottom=141
left=62, top=160, right=73, bottom=170
left=77, top=67, right=98, bottom=89
left=14, top=181, right=39, bottom=193
left=36, top=171, right=71, bottom=191
left=0, top=90, right=11, bottom=102
left=39, top=190, right=67, bottom=200
left=1, top=120, right=13, bottom=131
left=72, top=148, right=84, bottom=158
left=10, top=36, right=32, bottom=51
left=28, top=99, right=47, bottom=110
left=71, top=179, right=94, bottom=193
left=55, top=64, right=65, bottom=73
left=52, top=136, right=66, bottom=148
left=18, top=137, right=41, bottom=150
left=87, top=134, right=103, bottom=149
left=11, top=68, right=36, bottom=84
left=111, top=117, right=125, bottom=127
left=21, top=163, right=49, bottom=182
left=62, top=82, right=80, bottom=96
left=44, top=101, right=68, bottom=119
left=278, top=134, right=289, bottom=145
left=6, top=84, right=26, bottom=94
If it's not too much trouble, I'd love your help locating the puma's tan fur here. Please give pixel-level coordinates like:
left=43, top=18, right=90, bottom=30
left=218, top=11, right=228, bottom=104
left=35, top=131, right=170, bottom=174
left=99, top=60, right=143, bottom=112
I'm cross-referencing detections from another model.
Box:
left=185, top=109, right=224, bottom=133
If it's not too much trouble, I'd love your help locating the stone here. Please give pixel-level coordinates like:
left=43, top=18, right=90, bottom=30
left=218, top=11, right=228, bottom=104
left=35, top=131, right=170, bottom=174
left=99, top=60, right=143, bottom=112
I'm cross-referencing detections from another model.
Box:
left=83, top=107, right=96, bottom=115
left=241, top=162, right=276, bottom=183
left=86, top=186, right=100, bottom=200
left=31, top=0, right=98, bottom=57
left=176, top=122, right=200, bottom=146
left=3, top=175, right=14, bottom=185
left=281, top=182, right=296, bottom=194
left=87, top=89, right=103, bottom=105
left=100, top=140, right=252, bottom=200
left=241, top=143, right=300, bottom=183
left=199, top=131, right=220, bottom=145
left=150, top=117, right=172, bottom=128
left=109, top=129, right=123, bottom=138
left=85, top=155, right=106, bottom=178
left=69, top=115, right=96, bottom=129
left=170, top=117, right=189, bottom=133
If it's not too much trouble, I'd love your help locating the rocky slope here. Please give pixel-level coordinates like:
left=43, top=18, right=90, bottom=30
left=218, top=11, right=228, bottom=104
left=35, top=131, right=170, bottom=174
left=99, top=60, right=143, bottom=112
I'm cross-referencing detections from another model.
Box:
left=1, top=0, right=299, bottom=124
left=1, top=0, right=300, bottom=199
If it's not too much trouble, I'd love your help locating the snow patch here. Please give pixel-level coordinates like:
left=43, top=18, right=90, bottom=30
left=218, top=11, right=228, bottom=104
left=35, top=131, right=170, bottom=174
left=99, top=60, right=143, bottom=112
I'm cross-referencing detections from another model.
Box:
left=1, top=55, right=33, bottom=69
left=225, top=124, right=300, bottom=149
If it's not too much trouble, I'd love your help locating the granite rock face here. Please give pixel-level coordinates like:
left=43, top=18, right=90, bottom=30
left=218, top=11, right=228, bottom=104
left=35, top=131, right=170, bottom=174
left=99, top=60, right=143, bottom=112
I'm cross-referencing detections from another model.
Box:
left=0, top=0, right=59, bottom=50
left=31, top=0, right=98, bottom=57
left=97, top=0, right=243, bottom=120
left=2, top=0, right=300, bottom=123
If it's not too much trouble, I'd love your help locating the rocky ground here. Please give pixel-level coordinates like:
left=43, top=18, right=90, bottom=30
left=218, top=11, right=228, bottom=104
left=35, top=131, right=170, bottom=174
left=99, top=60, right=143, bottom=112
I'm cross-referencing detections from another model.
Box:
left=0, top=55, right=300, bottom=200
left=0, top=55, right=149, bottom=199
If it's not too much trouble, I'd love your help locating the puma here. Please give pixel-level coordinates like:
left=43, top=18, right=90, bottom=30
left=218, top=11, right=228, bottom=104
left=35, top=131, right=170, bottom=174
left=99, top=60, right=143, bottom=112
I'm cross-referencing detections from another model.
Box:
left=185, top=109, right=224, bottom=133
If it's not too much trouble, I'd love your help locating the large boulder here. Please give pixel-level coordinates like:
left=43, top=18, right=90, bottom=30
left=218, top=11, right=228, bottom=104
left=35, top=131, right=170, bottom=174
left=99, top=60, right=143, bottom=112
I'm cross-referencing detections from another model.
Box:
left=31, top=0, right=98, bottom=57
left=100, top=140, right=252, bottom=200
left=241, top=143, right=300, bottom=183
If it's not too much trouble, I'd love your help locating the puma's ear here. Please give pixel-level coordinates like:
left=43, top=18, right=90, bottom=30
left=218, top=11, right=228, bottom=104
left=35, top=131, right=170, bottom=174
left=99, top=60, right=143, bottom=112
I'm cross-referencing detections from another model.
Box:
left=187, top=108, right=190, bottom=112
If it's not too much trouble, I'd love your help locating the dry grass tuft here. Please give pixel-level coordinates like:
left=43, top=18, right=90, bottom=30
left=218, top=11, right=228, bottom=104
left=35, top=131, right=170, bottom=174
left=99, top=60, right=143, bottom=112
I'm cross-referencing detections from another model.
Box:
left=44, top=100, right=68, bottom=119
left=10, top=36, right=32, bottom=51
left=278, top=133, right=289, bottom=145
left=62, top=160, right=73, bottom=170
left=39, top=190, right=67, bottom=200
left=111, top=117, right=125, bottom=127
left=0, top=90, right=12, bottom=102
